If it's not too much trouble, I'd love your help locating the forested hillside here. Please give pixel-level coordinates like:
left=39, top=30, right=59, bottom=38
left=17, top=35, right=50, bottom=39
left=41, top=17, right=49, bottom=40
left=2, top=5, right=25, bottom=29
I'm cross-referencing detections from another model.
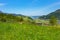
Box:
left=0, top=11, right=33, bottom=23
left=39, top=9, right=60, bottom=20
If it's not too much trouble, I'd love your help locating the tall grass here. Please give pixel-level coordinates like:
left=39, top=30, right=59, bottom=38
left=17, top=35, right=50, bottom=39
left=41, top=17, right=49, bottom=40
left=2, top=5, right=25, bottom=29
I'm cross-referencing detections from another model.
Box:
left=0, top=22, right=60, bottom=40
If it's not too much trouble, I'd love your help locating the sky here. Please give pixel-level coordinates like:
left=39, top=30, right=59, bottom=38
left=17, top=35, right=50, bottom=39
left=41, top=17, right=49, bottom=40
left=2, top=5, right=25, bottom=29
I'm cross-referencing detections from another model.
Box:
left=0, top=0, right=60, bottom=16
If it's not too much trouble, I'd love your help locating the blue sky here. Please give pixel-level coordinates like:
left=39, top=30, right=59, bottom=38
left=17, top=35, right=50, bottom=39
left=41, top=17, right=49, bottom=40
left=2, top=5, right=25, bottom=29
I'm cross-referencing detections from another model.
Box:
left=0, top=0, right=60, bottom=16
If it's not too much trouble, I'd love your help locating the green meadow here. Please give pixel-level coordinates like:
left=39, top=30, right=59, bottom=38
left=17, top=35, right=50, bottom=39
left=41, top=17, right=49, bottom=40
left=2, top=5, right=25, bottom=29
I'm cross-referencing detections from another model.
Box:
left=0, top=22, right=60, bottom=40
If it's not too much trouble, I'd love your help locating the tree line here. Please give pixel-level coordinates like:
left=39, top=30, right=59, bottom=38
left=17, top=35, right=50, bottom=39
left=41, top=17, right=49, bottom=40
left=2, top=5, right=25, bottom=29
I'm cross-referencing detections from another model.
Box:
left=0, top=12, right=25, bottom=22
left=0, top=11, right=58, bottom=26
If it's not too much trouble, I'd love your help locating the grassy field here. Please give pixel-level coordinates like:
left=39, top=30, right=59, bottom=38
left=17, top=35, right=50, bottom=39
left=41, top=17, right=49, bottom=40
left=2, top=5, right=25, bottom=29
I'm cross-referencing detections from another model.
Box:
left=0, top=22, right=60, bottom=40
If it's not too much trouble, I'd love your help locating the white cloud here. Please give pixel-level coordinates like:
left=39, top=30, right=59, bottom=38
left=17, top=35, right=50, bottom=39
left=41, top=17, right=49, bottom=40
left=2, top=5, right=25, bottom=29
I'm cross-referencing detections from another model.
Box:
left=0, top=3, right=6, bottom=6
left=19, top=2, right=60, bottom=16
left=42, top=2, right=60, bottom=10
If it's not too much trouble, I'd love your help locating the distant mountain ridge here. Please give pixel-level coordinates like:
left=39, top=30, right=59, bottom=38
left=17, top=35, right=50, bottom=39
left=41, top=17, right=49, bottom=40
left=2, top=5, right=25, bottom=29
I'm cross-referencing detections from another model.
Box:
left=0, top=11, right=33, bottom=22
left=39, top=9, right=60, bottom=20
left=0, top=9, right=60, bottom=20
left=0, top=11, right=24, bottom=16
left=31, top=16, right=39, bottom=19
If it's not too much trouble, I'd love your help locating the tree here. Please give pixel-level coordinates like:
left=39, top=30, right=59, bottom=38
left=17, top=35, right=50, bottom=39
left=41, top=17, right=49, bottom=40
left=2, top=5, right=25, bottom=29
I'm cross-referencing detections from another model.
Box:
left=20, top=17, right=23, bottom=22
left=49, top=16, right=57, bottom=26
left=16, top=16, right=23, bottom=22
left=0, top=17, right=6, bottom=22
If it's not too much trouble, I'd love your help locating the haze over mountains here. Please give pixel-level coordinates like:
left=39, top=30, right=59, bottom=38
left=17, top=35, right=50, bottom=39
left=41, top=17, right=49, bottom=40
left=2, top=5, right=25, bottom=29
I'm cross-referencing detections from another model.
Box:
left=31, top=9, right=60, bottom=19
left=0, top=9, right=60, bottom=20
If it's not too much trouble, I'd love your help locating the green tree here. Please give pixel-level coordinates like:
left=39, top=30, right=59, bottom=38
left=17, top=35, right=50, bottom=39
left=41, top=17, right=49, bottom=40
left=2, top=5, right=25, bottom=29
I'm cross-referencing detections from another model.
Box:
left=20, top=17, right=23, bottom=22
left=49, top=16, right=57, bottom=26
left=0, top=17, right=6, bottom=22
left=16, top=16, right=23, bottom=22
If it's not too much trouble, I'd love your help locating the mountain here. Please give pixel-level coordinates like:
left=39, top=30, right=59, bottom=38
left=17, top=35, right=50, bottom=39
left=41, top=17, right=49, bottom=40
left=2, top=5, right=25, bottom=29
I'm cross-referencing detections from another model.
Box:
left=0, top=11, right=33, bottom=22
left=39, top=9, right=60, bottom=20
left=31, top=16, right=39, bottom=19
left=0, top=11, right=3, bottom=13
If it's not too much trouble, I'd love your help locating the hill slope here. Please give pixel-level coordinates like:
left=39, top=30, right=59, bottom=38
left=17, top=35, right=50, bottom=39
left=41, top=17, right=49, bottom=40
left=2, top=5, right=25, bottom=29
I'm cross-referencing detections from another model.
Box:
left=0, top=11, right=33, bottom=22
left=39, top=9, right=60, bottom=20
